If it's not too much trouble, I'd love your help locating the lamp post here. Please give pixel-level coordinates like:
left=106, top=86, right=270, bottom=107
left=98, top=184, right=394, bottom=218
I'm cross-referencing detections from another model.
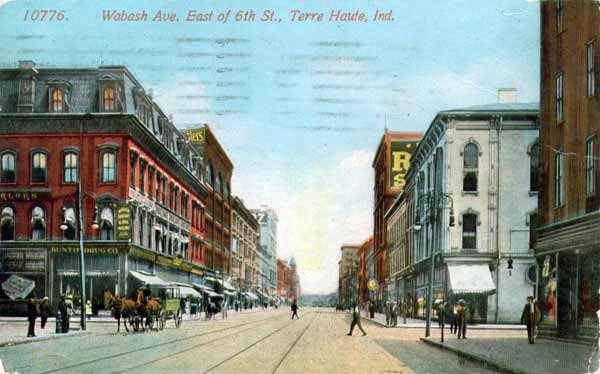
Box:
left=414, top=192, right=454, bottom=339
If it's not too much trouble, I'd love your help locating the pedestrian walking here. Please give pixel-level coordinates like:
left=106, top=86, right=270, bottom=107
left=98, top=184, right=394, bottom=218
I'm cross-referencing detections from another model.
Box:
left=85, top=300, right=92, bottom=320
left=347, top=305, right=367, bottom=336
left=385, top=302, right=391, bottom=326
left=521, top=296, right=541, bottom=344
left=58, top=295, right=69, bottom=333
left=448, top=302, right=458, bottom=334
left=40, top=297, right=51, bottom=329
left=456, top=299, right=468, bottom=339
left=27, top=297, right=37, bottom=337
left=392, top=302, right=399, bottom=327
left=369, top=301, right=375, bottom=319
left=291, top=299, right=299, bottom=320
left=222, top=299, right=228, bottom=320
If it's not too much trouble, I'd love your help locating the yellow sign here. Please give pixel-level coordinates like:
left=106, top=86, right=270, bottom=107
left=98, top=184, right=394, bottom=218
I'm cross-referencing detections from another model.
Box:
left=367, top=279, right=378, bottom=291
left=390, top=141, right=418, bottom=189
left=50, top=247, right=124, bottom=254
left=116, top=204, right=131, bottom=241
left=187, top=127, right=206, bottom=145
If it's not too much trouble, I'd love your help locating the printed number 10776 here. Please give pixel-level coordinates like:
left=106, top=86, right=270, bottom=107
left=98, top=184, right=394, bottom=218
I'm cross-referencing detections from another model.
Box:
left=24, top=10, right=66, bottom=21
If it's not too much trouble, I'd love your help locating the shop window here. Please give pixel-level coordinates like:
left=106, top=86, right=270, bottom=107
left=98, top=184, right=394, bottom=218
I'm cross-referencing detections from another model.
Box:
left=31, top=152, right=48, bottom=183
left=31, top=206, right=46, bottom=240
left=462, top=213, right=477, bottom=250
left=64, top=152, right=78, bottom=183
left=463, top=143, right=478, bottom=192
left=1, top=152, right=16, bottom=183
left=101, top=151, right=116, bottom=183
left=1, top=207, right=15, bottom=241
left=99, top=207, right=115, bottom=240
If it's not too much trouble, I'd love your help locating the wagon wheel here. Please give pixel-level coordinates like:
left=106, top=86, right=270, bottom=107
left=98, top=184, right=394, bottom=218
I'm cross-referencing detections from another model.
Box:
left=159, top=310, right=166, bottom=331
left=174, top=308, right=183, bottom=328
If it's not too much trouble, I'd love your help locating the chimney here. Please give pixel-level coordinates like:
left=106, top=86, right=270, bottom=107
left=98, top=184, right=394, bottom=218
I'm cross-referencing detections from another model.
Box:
left=498, top=88, right=517, bottom=104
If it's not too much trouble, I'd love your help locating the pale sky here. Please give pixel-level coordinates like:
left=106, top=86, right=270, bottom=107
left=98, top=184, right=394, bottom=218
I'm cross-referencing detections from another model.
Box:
left=0, top=0, right=540, bottom=293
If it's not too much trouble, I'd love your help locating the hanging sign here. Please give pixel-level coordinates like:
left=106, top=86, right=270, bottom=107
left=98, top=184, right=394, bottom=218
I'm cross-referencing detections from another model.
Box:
left=116, top=203, right=131, bottom=241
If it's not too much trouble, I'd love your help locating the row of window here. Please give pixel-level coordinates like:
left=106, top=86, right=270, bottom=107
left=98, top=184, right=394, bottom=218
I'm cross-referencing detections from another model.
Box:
left=0, top=148, right=117, bottom=185
left=0, top=205, right=114, bottom=241
left=555, top=42, right=596, bottom=124
left=554, top=137, right=597, bottom=207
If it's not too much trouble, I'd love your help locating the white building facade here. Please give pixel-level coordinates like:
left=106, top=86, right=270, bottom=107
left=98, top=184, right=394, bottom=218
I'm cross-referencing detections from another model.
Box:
left=409, top=100, right=539, bottom=323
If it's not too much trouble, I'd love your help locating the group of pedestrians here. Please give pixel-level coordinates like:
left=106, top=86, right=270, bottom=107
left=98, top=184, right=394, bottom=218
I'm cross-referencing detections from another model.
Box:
left=26, top=297, right=52, bottom=338
left=384, top=301, right=402, bottom=327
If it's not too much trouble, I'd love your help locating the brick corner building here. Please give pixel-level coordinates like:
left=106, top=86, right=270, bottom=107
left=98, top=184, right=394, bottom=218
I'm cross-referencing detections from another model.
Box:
left=372, top=130, right=422, bottom=308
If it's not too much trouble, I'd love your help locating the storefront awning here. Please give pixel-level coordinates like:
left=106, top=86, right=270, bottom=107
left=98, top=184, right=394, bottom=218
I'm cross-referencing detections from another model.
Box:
left=255, top=289, right=268, bottom=298
left=204, top=276, right=236, bottom=292
left=178, top=285, right=202, bottom=298
left=192, top=283, right=220, bottom=298
left=129, top=270, right=169, bottom=286
left=242, top=292, right=258, bottom=301
left=447, top=264, right=496, bottom=294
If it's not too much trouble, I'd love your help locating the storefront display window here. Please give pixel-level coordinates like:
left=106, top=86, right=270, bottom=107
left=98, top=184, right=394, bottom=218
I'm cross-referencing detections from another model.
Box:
left=578, top=253, right=599, bottom=337
left=538, top=254, right=558, bottom=326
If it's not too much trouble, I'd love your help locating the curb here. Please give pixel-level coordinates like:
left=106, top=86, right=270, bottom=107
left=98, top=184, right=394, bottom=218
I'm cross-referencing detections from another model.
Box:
left=363, top=316, right=526, bottom=331
left=420, top=337, right=528, bottom=374
left=0, top=331, right=90, bottom=348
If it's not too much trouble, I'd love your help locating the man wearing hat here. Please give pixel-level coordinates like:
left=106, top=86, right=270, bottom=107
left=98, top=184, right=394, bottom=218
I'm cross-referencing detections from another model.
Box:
left=521, top=296, right=541, bottom=344
left=40, top=297, right=51, bottom=329
left=456, top=299, right=468, bottom=339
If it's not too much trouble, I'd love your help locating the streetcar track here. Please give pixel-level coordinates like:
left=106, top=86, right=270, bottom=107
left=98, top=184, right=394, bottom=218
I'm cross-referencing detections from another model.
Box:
left=113, top=313, right=312, bottom=373
left=202, top=313, right=314, bottom=374
left=35, top=312, right=290, bottom=374
left=271, top=315, right=315, bottom=374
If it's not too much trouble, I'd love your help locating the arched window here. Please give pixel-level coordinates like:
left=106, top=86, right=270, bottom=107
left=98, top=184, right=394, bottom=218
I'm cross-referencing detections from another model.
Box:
left=216, top=173, right=223, bottom=195
left=62, top=207, right=77, bottom=240
left=530, top=142, right=540, bottom=192
left=31, top=206, right=46, bottom=240
left=463, top=143, right=479, bottom=192
left=0, top=152, right=16, bottom=183
left=462, top=213, right=477, bottom=249
left=103, top=87, right=115, bottom=111
left=1, top=207, right=15, bottom=241
left=206, top=163, right=214, bottom=186
left=52, top=87, right=64, bottom=112
left=31, top=152, right=47, bottom=183
left=64, top=152, right=78, bottom=183
left=99, top=207, right=115, bottom=240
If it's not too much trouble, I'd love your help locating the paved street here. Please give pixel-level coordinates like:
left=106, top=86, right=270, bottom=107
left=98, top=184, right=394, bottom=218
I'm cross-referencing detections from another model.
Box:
left=0, top=308, right=505, bottom=374
left=1, top=308, right=596, bottom=374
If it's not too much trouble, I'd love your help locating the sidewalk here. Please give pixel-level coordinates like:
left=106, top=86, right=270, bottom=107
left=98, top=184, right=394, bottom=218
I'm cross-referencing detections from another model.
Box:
left=0, top=321, right=89, bottom=347
left=363, top=311, right=525, bottom=330
left=421, top=335, right=599, bottom=374
left=0, top=307, right=279, bottom=347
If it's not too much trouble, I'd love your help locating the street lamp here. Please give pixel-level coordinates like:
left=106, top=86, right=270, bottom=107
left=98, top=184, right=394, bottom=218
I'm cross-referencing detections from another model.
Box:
left=414, top=192, right=454, bottom=339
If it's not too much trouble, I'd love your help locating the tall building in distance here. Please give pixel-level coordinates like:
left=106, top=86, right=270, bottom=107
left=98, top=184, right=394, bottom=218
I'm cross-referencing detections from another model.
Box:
left=187, top=124, right=234, bottom=275
left=338, top=244, right=360, bottom=308
left=231, top=196, right=260, bottom=291
left=536, top=2, right=600, bottom=341
left=372, top=130, right=422, bottom=306
left=252, top=205, right=278, bottom=295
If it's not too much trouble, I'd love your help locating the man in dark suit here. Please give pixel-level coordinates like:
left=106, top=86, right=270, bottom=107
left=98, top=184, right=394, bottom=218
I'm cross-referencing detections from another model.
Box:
left=521, top=296, right=541, bottom=344
left=347, top=304, right=367, bottom=336
left=27, top=297, right=37, bottom=337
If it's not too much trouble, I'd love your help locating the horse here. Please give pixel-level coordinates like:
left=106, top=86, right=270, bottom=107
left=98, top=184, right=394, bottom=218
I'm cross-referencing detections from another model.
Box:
left=110, top=295, right=137, bottom=333
left=135, top=290, right=161, bottom=331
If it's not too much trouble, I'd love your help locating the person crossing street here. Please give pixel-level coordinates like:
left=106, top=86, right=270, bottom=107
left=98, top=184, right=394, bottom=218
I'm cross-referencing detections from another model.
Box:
left=291, top=299, right=299, bottom=319
left=347, top=304, right=367, bottom=336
